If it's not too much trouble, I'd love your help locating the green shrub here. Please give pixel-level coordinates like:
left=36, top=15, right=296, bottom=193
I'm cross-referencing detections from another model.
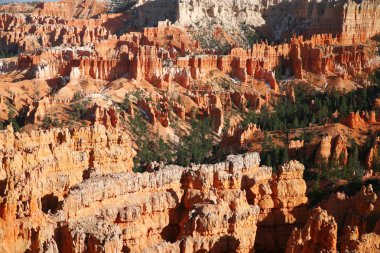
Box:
left=70, top=103, right=88, bottom=120
left=42, top=116, right=60, bottom=129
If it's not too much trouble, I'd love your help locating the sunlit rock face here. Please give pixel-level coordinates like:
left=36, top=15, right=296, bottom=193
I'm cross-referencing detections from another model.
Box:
left=0, top=144, right=311, bottom=252
left=0, top=0, right=380, bottom=252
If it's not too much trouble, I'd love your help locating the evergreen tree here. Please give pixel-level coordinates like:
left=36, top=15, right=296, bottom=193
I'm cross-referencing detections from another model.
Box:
left=175, top=119, right=213, bottom=166
left=280, top=148, right=289, bottom=165
left=266, top=154, right=272, bottom=167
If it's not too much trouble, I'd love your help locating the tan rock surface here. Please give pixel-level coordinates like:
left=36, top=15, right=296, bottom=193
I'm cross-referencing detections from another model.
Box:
left=286, top=207, right=337, bottom=253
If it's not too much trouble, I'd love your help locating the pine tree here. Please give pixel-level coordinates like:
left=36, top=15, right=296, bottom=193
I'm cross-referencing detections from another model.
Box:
left=175, top=119, right=213, bottom=166
left=280, top=148, right=289, bottom=165
left=266, top=154, right=272, bottom=167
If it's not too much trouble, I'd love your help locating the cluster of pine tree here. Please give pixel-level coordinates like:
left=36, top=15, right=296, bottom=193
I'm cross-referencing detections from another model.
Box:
left=0, top=51, right=17, bottom=59
left=130, top=112, right=214, bottom=171
left=242, top=85, right=380, bottom=131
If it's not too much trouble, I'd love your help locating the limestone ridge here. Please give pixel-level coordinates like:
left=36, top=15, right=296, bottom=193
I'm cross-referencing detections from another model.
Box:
left=59, top=153, right=307, bottom=252
left=0, top=147, right=310, bottom=252
left=112, top=0, right=380, bottom=44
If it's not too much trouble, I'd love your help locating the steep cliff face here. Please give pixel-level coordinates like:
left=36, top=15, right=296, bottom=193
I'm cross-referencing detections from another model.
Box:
left=118, top=0, right=265, bottom=33
left=321, top=184, right=379, bottom=236
left=0, top=124, right=134, bottom=253
left=117, top=0, right=380, bottom=44
left=0, top=1, right=379, bottom=252
left=286, top=184, right=380, bottom=253
left=262, top=0, right=380, bottom=43
left=0, top=145, right=310, bottom=252
left=34, top=0, right=107, bottom=19
left=177, top=0, right=265, bottom=27
left=286, top=207, right=338, bottom=253
left=253, top=160, right=309, bottom=252
left=60, top=153, right=263, bottom=252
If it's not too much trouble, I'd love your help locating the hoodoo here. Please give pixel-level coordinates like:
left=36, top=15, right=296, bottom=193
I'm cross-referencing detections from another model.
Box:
left=0, top=0, right=380, bottom=252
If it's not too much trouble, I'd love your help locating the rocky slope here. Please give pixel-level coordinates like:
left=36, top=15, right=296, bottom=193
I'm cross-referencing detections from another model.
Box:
left=117, top=0, right=380, bottom=45
left=0, top=0, right=379, bottom=252
left=34, top=0, right=107, bottom=19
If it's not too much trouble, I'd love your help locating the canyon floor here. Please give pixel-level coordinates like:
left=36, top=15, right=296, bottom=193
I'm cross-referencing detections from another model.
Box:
left=0, top=0, right=380, bottom=252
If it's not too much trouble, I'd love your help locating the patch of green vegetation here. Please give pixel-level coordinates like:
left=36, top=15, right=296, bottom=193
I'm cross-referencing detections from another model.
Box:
left=119, top=95, right=131, bottom=112
left=369, top=69, right=380, bottom=85
left=42, top=116, right=60, bottom=129
left=4, top=105, right=28, bottom=132
left=69, top=101, right=88, bottom=120
left=219, top=77, right=232, bottom=90
left=130, top=113, right=173, bottom=172
left=242, top=85, right=380, bottom=131
left=308, top=173, right=364, bottom=208
left=0, top=51, right=18, bottom=59
left=300, top=131, right=315, bottom=143
left=195, top=35, right=230, bottom=55
left=72, top=91, right=81, bottom=101
left=241, top=25, right=269, bottom=46
left=373, top=34, right=380, bottom=43
left=107, top=0, right=137, bottom=13
left=175, top=119, right=213, bottom=166
left=307, top=178, right=326, bottom=207
left=260, top=146, right=289, bottom=170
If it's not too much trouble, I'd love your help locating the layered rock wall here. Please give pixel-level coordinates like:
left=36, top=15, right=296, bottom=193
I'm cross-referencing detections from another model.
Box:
left=34, top=0, right=107, bottom=19
left=0, top=144, right=310, bottom=253
left=287, top=184, right=380, bottom=253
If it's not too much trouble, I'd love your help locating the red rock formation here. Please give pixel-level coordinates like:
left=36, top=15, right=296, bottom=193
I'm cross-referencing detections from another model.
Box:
left=286, top=0, right=380, bottom=45
left=178, top=153, right=262, bottom=252
left=341, top=112, right=368, bottom=129
left=221, top=123, right=260, bottom=148
left=331, top=134, right=349, bottom=166
left=0, top=135, right=312, bottom=253
left=34, top=0, right=107, bottom=19
left=340, top=226, right=380, bottom=253
left=290, top=42, right=303, bottom=79
left=172, top=101, right=186, bottom=120
left=142, top=20, right=198, bottom=52
left=88, top=103, right=119, bottom=128
left=315, top=134, right=348, bottom=167
left=59, top=152, right=264, bottom=252
left=131, top=46, right=164, bottom=83
left=210, top=107, right=223, bottom=135
left=286, top=207, right=337, bottom=253
left=366, top=137, right=380, bottom=170
left=289, top=139, right=304, bottom=150
left=0, top=124, right=134, bottom=252
left=254, top=160, right=309, bottom=252
left=321, top=184, right=379, bottom=236
left=0, top=3, right=35, bottom=13
left=1, top=9, right=376, bottom=98
left=137, top=98, right=170, bottom=127
left=0, top=1, right=379, bottom=252
left=290, top=34, right=371, bottom=80
left=26, top=96, right=53, bottom=123
left=286, top=184, right=380, bottom=253
left=75, top=57, right=128, bottom=81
